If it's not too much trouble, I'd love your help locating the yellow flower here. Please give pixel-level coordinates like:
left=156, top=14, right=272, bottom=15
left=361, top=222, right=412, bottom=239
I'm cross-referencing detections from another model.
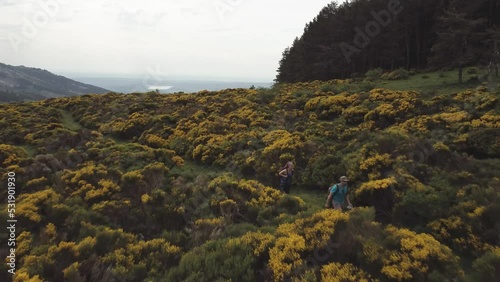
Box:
left=269, top=234, right=306, bottom=281
left=357, top=177, right=397, bottom=195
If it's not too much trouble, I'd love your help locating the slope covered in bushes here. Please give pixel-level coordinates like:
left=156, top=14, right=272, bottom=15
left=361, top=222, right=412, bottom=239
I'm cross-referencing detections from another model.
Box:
left=0, top=73, right=499, bottom=281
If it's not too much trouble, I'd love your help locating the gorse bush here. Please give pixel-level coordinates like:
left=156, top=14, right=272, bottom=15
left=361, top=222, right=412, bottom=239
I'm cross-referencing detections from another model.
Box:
left=381, top=68, right=410, bottom=80
left=0, top=76, right=498, bottom=281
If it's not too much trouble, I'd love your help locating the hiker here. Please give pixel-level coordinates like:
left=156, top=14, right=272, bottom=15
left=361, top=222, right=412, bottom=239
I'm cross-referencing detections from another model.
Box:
left=325, top=176, right=353, bottom=210
left=279, top=161, right=294, bottom=194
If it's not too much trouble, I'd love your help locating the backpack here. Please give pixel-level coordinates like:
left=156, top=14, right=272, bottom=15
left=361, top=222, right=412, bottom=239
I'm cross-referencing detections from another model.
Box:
left=330, top=183, right=348, bottom=196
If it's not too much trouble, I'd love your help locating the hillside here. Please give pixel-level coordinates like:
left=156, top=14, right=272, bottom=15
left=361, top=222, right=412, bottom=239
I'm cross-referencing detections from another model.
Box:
left=0, top=63, right=109, bottom=103
left=0, top=70, right=499, bottom=281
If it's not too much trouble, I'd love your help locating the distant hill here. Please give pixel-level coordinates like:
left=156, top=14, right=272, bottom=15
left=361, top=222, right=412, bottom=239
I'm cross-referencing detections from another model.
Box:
left=0, top=62, right=109, bottom=102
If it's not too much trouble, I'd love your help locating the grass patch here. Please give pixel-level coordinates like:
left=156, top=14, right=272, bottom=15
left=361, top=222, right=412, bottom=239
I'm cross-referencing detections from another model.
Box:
left=59, top=110, right=82, bottom=131
left=20, top=144, right=37, bottom=157
left=107, top=136, right=130, bottom=145
left=169, top=160, right=224, bottom=180
left=291, top=187, right=328, bottom=216
left=371, top=67, right=493, bottom=97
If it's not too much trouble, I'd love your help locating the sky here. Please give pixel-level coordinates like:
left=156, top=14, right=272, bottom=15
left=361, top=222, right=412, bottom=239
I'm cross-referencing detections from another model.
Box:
left=0, top=0, right=337, bottom=82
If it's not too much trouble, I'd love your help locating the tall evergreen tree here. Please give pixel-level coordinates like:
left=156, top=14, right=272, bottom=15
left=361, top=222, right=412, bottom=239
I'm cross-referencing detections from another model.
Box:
left=428, top=10, right=490, bottom=83
left=275, top=37, right=306, bottom=83
left=274, top=0, right=497, bottom=83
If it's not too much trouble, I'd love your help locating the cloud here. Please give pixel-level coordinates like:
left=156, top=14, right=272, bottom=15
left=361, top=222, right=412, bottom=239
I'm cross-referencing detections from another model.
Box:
left=117, top=9, right=168, bottom=28
left=0, top=0, right=338, bottom=81
left=0, top=0, right=18, bottom=6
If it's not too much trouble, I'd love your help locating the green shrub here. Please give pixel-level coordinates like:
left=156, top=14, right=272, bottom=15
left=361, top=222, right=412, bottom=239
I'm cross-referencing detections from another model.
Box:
left=276, top=194, right=306, bottom=215
left=358, top=81, right=375, bottom=92
left=223, top=223, right=258, bottom=238
left=466, top=128, right=500, bottom=158
left=365, top=68, right=384, bottom=80
left=336, top=83, right=351, bottom=93
left=470, top=247, right=500, bottom=281
left=167, top=239, right=255, bottom=282
left=254, top=87, right=276, bottom=104
left=467, top=67, right=478, bottom=74
left=381, top=68, right=410, bottom=80
left=320, top=84, right=337, bottom=93
left=294, top=89, right=315, bottom=97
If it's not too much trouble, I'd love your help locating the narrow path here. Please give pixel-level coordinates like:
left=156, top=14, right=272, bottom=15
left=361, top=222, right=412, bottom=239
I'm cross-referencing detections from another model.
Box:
left=59, top=109, right=82, bottom=131
left=291, top=187, right=329, bottom=215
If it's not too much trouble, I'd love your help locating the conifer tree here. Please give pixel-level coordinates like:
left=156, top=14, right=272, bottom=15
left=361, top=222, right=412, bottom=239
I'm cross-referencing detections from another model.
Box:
left=428, top=10, right=490, bottom=83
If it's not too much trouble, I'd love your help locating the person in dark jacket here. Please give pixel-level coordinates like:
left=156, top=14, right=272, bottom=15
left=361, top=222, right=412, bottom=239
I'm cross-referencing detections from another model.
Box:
left=279, top=161, right=294, bottom=194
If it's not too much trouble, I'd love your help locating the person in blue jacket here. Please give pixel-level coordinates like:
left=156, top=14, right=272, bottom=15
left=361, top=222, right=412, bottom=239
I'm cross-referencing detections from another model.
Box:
left=325, top=176, right=353, bottom=210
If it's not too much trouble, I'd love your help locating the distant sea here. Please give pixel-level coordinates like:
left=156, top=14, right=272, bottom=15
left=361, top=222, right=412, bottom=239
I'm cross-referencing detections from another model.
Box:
left=70, top=76, right=273, bottom=94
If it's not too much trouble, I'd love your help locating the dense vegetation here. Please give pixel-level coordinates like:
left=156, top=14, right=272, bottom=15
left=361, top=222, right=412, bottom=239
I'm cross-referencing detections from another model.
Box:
left=276, top=0, right=500, bottom=82
left=0, top=68, right=499, bottom=281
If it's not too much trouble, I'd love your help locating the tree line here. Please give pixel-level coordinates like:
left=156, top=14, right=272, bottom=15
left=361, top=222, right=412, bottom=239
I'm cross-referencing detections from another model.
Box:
left=276, top=0, right=500, bottom=83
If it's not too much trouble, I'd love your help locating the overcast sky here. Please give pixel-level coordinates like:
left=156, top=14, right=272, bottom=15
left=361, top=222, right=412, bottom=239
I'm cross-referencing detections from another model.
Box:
left=0, top=0, right=336, bottom=82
